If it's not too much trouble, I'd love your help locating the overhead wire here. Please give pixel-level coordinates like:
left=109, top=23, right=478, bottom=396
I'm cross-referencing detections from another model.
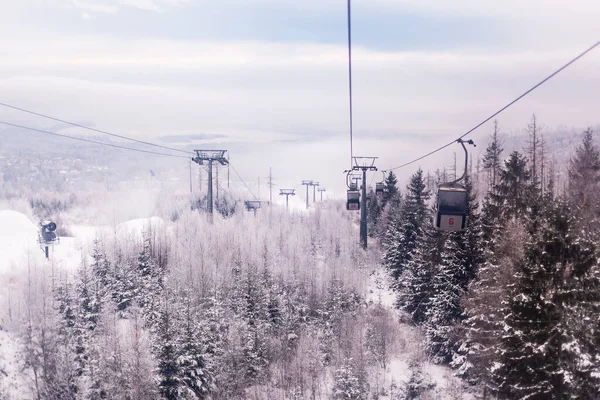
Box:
left=384, top=40, right=600, bottom=172
left=2, top=106, right=260, bottom=203
left=0, top=120, right=190, bottom=159
left=0, top=101, right=191, bottom=155
left=2, top=101, right=268, bottom=202
left=347, top=0, right=354, bottom=168
left=228, top=162, right=259, bottom=201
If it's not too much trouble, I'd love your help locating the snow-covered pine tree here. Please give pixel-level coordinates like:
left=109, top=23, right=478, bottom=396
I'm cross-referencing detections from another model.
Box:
left=137, top=237, right=164, bottom=326
left=382, top=171, right=399, bottom=209
left=490, top=151, right=534, bottom=221
left=332, top=357, right=369, bottom=400
left=481, top=120, right=503, bottom=192
left=568, top=127, right=600, bottom=229
left=90, top=239, right=111, bottom=294
left=396, top=218, right=441, bottom=324
left=526, top=114, right=543, bottom=191
left=155, top=290, right=182, bottom=400
left=177, top=292, right=211, bottom=399
left=402, top=359, right=435, bottom=399
left=384, top=169, right=430, bottom=281
left=493, top=199, right=599, bottom=399
left=240, top=266, right=271, bottom=381
left=425, top=232, right=463, bottom=364
left=459, top=204, right=527, bottom=386
left=112, top=255, right=137, bottom=312
left=74, top=260, right=103, bottom=382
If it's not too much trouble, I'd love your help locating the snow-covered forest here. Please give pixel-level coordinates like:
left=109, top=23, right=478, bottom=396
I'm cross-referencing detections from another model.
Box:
left=1, top=119, right=600, bottom=399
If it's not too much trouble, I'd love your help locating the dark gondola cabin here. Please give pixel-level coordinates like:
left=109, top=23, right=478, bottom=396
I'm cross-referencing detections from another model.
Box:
left=347, top=190, right=360, bottom=210
left=435, top=183, right=467, bottom=231
left=375, top=182, right=384, bottom=199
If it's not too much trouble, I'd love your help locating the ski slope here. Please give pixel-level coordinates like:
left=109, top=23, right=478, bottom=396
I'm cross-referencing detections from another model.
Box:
left=0, top=209, right=163, bottom=399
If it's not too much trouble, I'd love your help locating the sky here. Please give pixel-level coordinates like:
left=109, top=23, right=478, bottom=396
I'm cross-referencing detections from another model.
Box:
left=1, top=0, right=599, bottom=202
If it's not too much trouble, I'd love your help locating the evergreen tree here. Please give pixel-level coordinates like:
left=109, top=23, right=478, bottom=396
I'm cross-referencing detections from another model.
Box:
left=112, top=258, right=137, bottom=312
left=178, top=293, right=211, bottom=399
left=526, top=114, right=543, bottom=190
left=490, top=151, right=533, bottom=221
left=384, top=169, right=430, bottom=280
left=240, top=267, right=271, bottom=381
left=332, top=357, right=369, bottom=400
left=396, top=219, right=441, bottom=324
left=568, top=128, right=600, bottom=224
left=493, top=200, right=599, bottom=399
left=137, top=238, right=164, bottom=326
left=382, top=171, right=399, bottom=208
left=156, top=292, right=182, bottom=400
left=90, top=240, right=111, bottom=293
left=481, top=120, right=503, bottom=192
left=402, top=359, right=435, bottom=399
left=425, top=234, right=463, bottom=364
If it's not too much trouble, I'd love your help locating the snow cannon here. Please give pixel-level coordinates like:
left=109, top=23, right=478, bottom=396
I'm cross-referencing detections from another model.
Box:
left=39, top=220, right=59, bottom=259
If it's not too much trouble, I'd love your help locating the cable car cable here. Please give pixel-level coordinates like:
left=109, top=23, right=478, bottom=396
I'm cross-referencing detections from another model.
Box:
left=0, top=120, right=190, bottom=159
left=347, top=0, right=354, bottom=168
left=0, top=101, right=191, bottom=155
left=384, top=40, right=600, bottom=172
left=228, top=162, right=259, bottom=201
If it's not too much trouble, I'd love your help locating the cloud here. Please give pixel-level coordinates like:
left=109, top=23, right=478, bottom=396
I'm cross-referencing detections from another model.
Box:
left=159, top=133, right=227, bottom=143
left=52, top=0, right=192, bottom=14
left=1, top=1, right=599, bottom=192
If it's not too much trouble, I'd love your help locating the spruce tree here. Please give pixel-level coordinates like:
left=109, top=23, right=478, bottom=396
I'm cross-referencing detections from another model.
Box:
left=481, top=120, right=503, bottom=192
left=332, top=357, right=369, bottom=400
left=382, top=171, right=399, bottom=208
left=526, top=114, right=543, bottom=190
left=156, top=290, right=182, bottom=400
left=493, top=199, right=598, bottom=399
left=425, top=234, right=463, bottom=364
left=568, top=128, right=600, bottom=225
left=396, top=219, right=441, bottom=324
left=178, top=293, right=211, bottom=399
left=384, top=169, right=430, bottom=280
left=490, top=151, right=533, bottom=221
left=402, top=359, right=435, bottom=399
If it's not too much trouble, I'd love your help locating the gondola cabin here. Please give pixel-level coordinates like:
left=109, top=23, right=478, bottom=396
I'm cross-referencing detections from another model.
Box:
left=435, top=183, right=467, bottom=231
left=346, top=190, right=360, bottom=211
left=375, top=182, right=384, bottom=199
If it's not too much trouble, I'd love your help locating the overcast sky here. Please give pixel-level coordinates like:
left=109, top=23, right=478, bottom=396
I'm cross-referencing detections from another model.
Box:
left=1, top=0, right=599, bottom=201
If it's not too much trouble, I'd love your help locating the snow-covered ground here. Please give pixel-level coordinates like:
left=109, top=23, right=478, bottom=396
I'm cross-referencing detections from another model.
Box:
left=0, top=329, right=28, bottom=400
left=0, top=209, right=164, bottom=399
left=366, top=265, right=475, bottom=399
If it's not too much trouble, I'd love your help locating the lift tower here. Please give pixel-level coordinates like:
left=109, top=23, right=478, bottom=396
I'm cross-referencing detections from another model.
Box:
left=192, top=150, right=228, bottom=221
left=352, top=157, right=377, bottom=249
left=318, top=187, right=326, bottom=201
left=301, top=180, right=313, bottom=210
left=279, top=189, right=295, bottom=210
left=310, top=181, right=320, bottom=202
